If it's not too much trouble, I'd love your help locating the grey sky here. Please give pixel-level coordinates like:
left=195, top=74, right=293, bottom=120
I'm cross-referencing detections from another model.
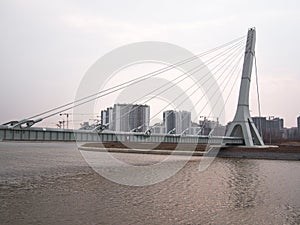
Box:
left=0, top=0, right=299, bottom=127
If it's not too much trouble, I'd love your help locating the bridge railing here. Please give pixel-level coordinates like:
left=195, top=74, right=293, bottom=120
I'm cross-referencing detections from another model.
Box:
left=0, top=126, right=244, bottom=145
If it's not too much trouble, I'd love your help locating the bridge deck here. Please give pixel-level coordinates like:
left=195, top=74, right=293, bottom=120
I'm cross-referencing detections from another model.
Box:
left=0, top=126, right=244, bottom=145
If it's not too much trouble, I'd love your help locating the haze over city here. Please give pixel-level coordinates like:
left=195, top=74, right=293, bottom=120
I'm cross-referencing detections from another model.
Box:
left=0, top=0, right=299, bottom=127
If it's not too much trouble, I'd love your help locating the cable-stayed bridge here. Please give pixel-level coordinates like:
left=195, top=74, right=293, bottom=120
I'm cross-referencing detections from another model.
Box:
left=0, top=28, right=264, bottom=147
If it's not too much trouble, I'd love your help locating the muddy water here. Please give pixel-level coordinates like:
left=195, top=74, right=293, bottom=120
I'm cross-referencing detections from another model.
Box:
left=0, top=142, right=299, bottom=225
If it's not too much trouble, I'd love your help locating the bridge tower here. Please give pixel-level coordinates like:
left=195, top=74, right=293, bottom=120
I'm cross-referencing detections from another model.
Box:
left=226, top=28, right=264, bottom=146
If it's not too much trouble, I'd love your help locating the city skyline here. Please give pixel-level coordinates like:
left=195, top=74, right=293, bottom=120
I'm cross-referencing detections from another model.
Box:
left=97, top=102, right=300, bottom=129
left=95, top=102, right=300, bottom=141
left=97, top=102, right=300, bottom=141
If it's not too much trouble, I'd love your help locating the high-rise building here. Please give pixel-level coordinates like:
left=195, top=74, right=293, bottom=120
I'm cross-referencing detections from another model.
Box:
left=267, top=117, right=284, bottom=143
left=252, top=116, right=284, bottom=143
left=100, top=110, right=107, bottom=125
left=180, top=111, right=191, bottom=134
left=284, top=127, right=298, bottom=140
left=252, top=116, right=267, bottom=137
left=112, top=104, right=150, bottom=132
left=163, top=110, right=176, bottom=134
left=163, top=110, right=191, bottom=134
left=100, top=107, right=113, bottom=129
left=129, top=104, right=150, bottom=132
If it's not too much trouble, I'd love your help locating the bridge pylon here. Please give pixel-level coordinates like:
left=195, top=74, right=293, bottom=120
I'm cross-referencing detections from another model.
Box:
left=226, top=28, right=264, bottom=146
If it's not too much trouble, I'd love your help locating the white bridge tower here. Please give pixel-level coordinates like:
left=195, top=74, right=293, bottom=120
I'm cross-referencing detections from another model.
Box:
left=226, top=28, right=264, bottom=146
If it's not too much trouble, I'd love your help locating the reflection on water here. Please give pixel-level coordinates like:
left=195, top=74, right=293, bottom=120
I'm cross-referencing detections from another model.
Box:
left=225, top=160, right=261, bottom=209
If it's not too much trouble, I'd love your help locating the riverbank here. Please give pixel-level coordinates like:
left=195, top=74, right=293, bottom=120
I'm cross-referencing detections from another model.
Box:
left=218, top=145, right=300, bottom=160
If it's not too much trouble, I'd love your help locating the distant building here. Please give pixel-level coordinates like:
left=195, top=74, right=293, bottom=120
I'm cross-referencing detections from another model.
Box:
left=189, top=122, right=201, bottom=136
left=252, top=116, right=284, bottom=143
left=199, top=118, right=216, bottom=135
left=163, top=110, right=177, bottom=134
left=100, top=107, right=113, bottom=129
left=112, top=104, right=150, bottom=132
left=283, top=127, right=298, bottom=141
left=189, top=127, right=200, bottom=135
left=252, top=117, right=267, bottom=138
left=151, top=122, right=164, bottom=134
left=100, top=110, right=106, bottom=125
left=199, top=118, right=225, bottom=136
left=180, top=111, right=191, bottom=134
left=163, top=110, right=191, bottom=134
left=128, top=104, right=150, bottom=132
left=267, top=117, right=284, bottom=143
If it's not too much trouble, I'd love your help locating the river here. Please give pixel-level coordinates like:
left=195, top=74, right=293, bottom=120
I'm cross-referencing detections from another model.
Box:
left=0, top=142, right=299, bottom=225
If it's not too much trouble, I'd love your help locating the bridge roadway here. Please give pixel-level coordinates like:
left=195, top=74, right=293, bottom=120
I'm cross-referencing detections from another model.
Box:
left=0, top=126, right=244, bottom=145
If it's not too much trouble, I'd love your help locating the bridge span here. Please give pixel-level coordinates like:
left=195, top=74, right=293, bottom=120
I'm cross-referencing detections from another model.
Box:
left=1, top=28, right=263, bottom=147
left=0, top=126, right=243, bottom=145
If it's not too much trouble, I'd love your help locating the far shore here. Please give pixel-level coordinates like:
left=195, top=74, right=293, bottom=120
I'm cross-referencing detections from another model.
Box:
left=82, top=141, right=300, bottom=153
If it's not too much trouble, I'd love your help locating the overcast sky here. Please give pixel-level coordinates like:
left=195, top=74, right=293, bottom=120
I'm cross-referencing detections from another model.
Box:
left=0, top=0, right=299, bottom=128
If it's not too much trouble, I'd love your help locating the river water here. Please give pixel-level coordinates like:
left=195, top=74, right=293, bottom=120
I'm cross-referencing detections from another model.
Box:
left=0, top=142, right=299, bottom=225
